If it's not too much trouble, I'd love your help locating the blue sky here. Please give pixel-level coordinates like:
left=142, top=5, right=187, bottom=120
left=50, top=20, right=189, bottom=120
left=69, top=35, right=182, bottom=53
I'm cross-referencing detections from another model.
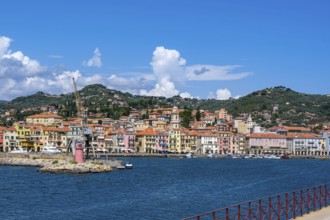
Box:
left=0, top=0, right=329, bottom=100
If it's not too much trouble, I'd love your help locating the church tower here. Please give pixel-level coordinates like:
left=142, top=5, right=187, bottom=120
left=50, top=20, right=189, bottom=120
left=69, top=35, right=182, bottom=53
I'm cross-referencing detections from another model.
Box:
left=170, top=106, right=180, bottom=129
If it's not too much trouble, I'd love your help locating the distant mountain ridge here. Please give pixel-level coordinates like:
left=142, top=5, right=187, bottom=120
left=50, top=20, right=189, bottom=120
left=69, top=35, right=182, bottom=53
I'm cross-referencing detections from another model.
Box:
left=0, top=85, right=329, bottom=126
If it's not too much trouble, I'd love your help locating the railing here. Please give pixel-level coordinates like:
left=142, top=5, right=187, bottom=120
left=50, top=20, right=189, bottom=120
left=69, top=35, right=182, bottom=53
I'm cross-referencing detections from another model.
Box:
left=183, top=184, right=329, bottom=220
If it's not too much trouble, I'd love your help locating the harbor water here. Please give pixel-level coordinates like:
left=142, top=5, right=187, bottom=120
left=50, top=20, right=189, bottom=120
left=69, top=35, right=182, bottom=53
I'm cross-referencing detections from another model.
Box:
left=1, top=158, right=330, bottom=219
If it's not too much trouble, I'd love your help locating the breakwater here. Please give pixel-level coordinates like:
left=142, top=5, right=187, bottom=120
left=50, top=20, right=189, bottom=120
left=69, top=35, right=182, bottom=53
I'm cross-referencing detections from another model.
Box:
left=0, top=153, right=122, bottom=173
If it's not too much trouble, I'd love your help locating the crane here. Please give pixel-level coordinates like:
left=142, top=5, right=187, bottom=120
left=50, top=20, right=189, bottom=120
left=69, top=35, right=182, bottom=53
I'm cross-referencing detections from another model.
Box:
left=72, top=77, right=83, bottom=119
left=71, top=77, right=96, bottom=159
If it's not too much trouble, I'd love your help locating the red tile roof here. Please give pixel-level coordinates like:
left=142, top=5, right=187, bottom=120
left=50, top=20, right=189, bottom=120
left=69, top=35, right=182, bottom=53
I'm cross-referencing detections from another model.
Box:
left=27, top=113, right=63, bottom=119
left=248, top=133, right=287, bottom=139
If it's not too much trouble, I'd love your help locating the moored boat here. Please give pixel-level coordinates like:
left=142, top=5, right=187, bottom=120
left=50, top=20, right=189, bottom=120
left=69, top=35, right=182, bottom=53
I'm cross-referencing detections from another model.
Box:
left=125, top=162, right=133, bottom=169
left=185, top=152, right=192, bottom=158
left=9, top=148, right=28, bottom=154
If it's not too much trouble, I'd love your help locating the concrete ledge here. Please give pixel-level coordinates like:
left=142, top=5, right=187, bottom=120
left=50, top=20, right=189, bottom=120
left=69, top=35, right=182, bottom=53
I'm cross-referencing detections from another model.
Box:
left=293, top=206, right=330, bottom=220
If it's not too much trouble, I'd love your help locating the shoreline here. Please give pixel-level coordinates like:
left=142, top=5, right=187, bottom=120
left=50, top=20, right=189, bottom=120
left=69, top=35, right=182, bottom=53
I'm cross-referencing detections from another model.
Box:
left=96, top=153, right=330, bottom=160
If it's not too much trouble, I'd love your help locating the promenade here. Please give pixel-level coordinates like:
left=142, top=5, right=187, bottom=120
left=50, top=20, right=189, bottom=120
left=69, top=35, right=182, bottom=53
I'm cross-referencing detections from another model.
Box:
left=294, top=206, right=330, bottom=220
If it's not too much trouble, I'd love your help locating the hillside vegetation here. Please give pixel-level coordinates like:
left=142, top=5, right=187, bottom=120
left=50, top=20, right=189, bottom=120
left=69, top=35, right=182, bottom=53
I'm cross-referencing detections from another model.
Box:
left=0, top=85, right=329, bottom=127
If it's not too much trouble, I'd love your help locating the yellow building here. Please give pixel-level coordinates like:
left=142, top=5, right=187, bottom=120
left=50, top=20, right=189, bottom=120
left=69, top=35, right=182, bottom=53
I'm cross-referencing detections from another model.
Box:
left=30, top=126, right=44, bottom=152
left=168, top=128, right=181, bottom=153
left=180, top=130, right=197, bottom=153
left=135, top=127, right=156, bottom=153
left=14, top=122, right=35, bottom=151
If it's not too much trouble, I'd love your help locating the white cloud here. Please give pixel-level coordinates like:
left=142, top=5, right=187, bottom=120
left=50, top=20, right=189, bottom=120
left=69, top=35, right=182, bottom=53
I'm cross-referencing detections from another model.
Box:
left=0, top=36, right=11, bottom=56
left=83, top=48, right=102, bottom=68
left=216, top=88, right=232, bottom=100
left=0, top=37, right=250, bottom=101
left=140, top=77, right=179, bottom=97
left=0, top=36, right=45, bottom=77
left=140, top=46, right=250, bottom=98
left=2, top=51, right=45, bottom=75
left=180, top=92, right=199, bottom=99
left=186, top=65, right=250, bottom=80
left=141, top=46, right=186, bottom=97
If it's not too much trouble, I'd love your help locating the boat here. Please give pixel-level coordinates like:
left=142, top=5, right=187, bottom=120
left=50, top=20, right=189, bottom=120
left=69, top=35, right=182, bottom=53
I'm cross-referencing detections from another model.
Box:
left=265, top=154, right=281, bottom=159
left=207, top=153, right=213, bottom=158
left=9, top=148, right=28, bottom=154
left=281, top=154, right=290, bottom=159
left=185, top=152, right=192, bottom=158
left=125, top=162, right=133, bottom=169
left=42, top=146, right=61, bottom=154
left=117, top=165, right=125, bottom=170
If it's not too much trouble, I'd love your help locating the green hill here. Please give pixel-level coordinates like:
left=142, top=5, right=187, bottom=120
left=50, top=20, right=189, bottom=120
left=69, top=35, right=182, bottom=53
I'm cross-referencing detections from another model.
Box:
left=0, top=85, right=329, bottom=127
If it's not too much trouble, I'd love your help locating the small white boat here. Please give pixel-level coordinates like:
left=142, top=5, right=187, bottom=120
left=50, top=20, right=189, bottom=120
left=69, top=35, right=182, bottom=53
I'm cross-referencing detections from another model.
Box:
left=185, top=152, right=192, bottom=158
left=207, top=153, right=213, bottom=158
left=265, top=154, right=281, bottom=159
left=9, top=148, right=28, bottom=154
left=117, top=165, right=125, bottom=170
left=125, top=162, right=133, bottom=169
left=42, top=146, right=61, bottom=154
left=269, top=155, right=281, bottom=159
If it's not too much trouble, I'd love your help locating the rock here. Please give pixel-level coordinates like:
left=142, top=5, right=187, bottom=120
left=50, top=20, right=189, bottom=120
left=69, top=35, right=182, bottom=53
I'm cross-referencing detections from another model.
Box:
left=1, top=156, right=114, bottom=174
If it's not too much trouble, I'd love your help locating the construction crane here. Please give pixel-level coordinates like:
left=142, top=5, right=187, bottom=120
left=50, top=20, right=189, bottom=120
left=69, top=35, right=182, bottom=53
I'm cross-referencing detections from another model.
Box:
left=71, top=77, right=96, bottom=159
left=72, top=77, right=83, bottom=119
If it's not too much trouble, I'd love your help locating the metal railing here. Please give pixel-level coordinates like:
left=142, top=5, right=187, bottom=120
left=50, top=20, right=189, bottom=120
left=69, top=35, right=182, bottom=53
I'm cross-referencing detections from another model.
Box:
left=183, top=184, right=329, bottom=220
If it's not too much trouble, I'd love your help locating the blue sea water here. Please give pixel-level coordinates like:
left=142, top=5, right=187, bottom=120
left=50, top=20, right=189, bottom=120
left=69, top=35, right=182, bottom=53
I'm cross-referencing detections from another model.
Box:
left=1, top=158, right=330, bottom=220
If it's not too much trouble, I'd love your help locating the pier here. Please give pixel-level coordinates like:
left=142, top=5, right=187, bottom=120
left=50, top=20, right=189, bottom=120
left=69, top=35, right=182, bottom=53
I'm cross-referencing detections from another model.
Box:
left=183, top=184, right=330, bottom=220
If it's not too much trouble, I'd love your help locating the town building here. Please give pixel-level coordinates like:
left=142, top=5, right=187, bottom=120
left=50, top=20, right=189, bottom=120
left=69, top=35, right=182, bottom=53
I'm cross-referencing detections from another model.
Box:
left=26, top=112, right=63, bottom=126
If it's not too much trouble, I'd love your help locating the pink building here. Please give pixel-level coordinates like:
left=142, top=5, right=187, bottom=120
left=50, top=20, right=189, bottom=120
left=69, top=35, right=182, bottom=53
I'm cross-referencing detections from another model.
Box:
left=247, top=133, right=288, bottom=155
left=218, top=132, right=234, bottom=154
left=123, top=133, right=135, bottom=153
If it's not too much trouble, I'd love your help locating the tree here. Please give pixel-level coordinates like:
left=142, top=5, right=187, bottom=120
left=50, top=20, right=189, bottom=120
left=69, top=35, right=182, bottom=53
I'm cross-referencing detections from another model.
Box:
left=180, top=109, right=193, bottom=128
left=196, top=107, right=201, bottom=121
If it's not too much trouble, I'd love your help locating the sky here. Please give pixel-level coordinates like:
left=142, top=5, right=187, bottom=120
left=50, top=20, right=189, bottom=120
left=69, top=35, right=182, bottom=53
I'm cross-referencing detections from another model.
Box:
left=0, top=0, right=329, bottom=101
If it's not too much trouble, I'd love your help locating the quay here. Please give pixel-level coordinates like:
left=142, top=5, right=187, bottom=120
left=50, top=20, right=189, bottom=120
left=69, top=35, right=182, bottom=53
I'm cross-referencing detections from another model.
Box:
left=183, top=184, right=330, bottom=220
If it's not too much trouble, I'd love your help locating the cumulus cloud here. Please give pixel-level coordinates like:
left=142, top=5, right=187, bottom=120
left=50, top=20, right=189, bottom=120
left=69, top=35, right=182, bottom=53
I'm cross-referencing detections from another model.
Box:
left=83, top=48, right=102, bottom=68
left=179, top=92, right=199, bottom=99
left=0, top=37, right=105, bottom=100
left=140, top=77, right=179, bottom=97
left=0, top=36, right=45, bottom=77
left=0, top=36, right=250, bottom=100
left=139, top=46, right=250, bottom=98
left=140, top=46, right=186, bottom=97
left=0, top=36, right=11, bottom=56
left=216, top=88, right=232, bottom=100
